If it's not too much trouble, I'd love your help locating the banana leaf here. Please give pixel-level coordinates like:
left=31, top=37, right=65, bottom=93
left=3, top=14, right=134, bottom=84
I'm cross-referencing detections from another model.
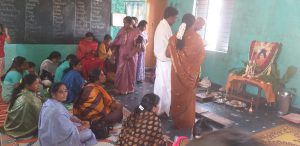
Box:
left=281, top=66, right=297, bottom=84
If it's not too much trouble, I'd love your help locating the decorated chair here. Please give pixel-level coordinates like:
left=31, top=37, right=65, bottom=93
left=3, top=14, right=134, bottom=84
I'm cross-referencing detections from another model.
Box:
left=225, top=40, right=280, bottom=110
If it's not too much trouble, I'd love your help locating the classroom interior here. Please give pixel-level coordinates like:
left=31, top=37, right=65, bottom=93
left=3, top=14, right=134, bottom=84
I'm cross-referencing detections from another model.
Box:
left=1, top=0, right=300, bottom=146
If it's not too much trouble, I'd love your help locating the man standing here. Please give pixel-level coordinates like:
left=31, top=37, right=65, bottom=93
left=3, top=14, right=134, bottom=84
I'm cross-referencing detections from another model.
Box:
left=153, top=7, right=178, bottom=116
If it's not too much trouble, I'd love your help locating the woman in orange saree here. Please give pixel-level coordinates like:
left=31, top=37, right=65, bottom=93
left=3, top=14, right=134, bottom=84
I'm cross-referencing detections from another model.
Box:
left=167, top=14, right=205, bottom=129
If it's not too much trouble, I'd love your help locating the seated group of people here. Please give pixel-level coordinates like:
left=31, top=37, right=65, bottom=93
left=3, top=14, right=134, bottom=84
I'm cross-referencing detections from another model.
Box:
left=0, top=49, right=167, bottom=145
left=1, top=63, right=165, bottom=145
left=0, top=39, right=262, bottom=146
left=2, top=72, right=263, bottom=146
left=1, top=63, right=263, bottom=145
left=76, top=32, right=117, bottom=82
left=0, top=51, right=121, bottom=144
left=74, top=17, right=149, bottom=96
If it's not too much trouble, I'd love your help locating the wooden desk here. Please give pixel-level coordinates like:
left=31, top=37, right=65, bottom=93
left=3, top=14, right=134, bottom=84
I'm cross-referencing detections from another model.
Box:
left=225, top=74, right=276, bottom=109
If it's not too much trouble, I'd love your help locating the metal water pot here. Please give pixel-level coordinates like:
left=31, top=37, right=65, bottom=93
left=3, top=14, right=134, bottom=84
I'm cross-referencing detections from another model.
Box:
left=277, top=91, right=293, bottom=116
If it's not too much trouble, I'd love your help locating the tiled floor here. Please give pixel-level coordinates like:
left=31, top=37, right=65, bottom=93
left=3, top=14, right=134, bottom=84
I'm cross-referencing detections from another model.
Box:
left=107, top=80, right=296, bottom=141
left=106, top=81, right=193, bottom=140
left=0, top=77, right=297, bottom=143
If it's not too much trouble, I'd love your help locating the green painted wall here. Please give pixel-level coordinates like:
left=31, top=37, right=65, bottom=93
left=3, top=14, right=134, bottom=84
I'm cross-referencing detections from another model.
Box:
left=168, top=0, right=195, bottom=32
left=111, top=0, right=126, bottom=38
left=110, top=0, right=146, bottom=38
left=3, top=44, right=76, bottom=72
left=169, top=0, right=300, bottom=108
left=4, top=0, right=300, bottom=108
left=202, top=0, right=300, bottom=108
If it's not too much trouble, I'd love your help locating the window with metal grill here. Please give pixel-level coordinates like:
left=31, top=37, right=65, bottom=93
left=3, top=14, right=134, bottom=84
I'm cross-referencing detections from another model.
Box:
left=194, top=0, right=235, bottom=53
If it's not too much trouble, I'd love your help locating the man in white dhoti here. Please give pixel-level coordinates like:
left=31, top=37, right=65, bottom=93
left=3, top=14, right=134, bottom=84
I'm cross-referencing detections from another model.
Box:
left=154, top=7, right=178, bottom=116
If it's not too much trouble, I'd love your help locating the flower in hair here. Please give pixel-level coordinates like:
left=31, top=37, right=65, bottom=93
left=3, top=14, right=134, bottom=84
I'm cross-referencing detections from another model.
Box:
left=176, top=23, right=186, bottom=40
left=139, top=105, right=144, bottom=111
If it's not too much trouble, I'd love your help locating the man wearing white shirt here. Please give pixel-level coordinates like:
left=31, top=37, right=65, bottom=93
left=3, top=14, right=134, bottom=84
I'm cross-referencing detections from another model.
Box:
left=154, top=7, right=178, bottom=116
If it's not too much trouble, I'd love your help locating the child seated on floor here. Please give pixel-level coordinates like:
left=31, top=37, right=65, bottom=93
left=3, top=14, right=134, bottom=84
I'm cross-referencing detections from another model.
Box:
left=39, top=51, right=61, bottom=82
left=27, top=62, right=37, bottom=75
left=97, top=34, right=112, bottom=64
left=103, top=48, right=117, bottom=82
left=98, top=34, right=115, bottom=82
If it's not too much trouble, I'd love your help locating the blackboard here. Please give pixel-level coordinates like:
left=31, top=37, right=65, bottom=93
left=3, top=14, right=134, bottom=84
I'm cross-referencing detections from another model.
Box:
left=0, top=0, right=111, bottom=44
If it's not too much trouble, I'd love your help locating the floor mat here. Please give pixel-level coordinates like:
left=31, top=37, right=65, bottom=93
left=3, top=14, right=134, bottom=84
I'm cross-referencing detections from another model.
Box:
left=255, top=124, right=300, bottom=146
left=0, top=107, right=130, bottom=146
left=0, top=102, right=8, bottom=128
left=0, top=107, right=172, bottom=145
left=0, top=122, right=123, bottom=146
left=281, top=113, right=300, bottom=124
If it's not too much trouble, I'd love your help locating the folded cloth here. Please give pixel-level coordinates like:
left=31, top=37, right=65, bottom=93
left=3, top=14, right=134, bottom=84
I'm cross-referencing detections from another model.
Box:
left=41, top=80, right=52, bottom=87
left=172, top=136, right=189, bottom=146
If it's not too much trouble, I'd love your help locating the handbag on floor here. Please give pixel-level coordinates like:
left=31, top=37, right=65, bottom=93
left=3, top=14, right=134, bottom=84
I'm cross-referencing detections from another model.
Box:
left=90, top=119, right=112, bottom=139
left=193, top=118, right=213, bottom=138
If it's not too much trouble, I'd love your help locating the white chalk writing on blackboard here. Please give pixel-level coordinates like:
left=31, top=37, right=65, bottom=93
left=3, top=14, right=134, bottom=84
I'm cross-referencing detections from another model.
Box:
left=25, top=0, right=42, bottom=42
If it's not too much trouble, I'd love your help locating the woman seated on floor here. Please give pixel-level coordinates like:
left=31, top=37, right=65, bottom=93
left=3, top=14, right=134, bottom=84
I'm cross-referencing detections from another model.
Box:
left=73, top=69, right=123, bottom=127
left=81, top=52, right=104, bottom=80
left=4, top=74, right=42, bottom=138
left=1, top=56, right=28, bottom=103
left=54, top=54, right=77, bottom=83
left=116, top=93, right=166, bottom=146
left=38, top=82, right=97, bottom=146
left=61, top=58, right=85, bottom=103
left=39, top=51, right=61, bottom=82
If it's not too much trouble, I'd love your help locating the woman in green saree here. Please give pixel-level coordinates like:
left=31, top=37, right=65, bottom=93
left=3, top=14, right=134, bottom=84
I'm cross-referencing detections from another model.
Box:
left=4, top=74, right=42, bottom=138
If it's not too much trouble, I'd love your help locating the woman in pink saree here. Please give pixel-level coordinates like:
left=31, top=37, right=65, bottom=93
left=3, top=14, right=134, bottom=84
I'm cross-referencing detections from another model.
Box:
left=111, top=16, right=141, bottom=94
